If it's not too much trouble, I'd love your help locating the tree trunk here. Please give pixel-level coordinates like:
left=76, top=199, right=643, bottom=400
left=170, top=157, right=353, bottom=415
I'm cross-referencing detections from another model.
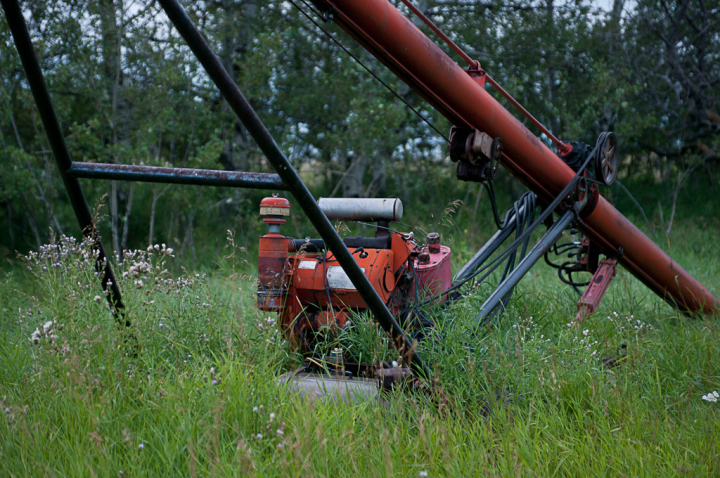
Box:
left=367, top=156, right=387, bottom=197
left=342, top=154, right=369, bottom=198
left=110, top=180, right=120, bottom=255
left=120, top=183, right=135, bottom=255
left=148, top=185, right=170, bottom=246
left=13, top=112, right=63, bottom=235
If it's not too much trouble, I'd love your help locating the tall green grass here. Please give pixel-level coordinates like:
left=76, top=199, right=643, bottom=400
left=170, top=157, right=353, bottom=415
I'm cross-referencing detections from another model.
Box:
left=1, top=214, right=719, bottom=476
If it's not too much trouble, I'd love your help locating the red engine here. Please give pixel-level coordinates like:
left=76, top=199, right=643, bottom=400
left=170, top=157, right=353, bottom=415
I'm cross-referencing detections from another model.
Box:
left=257, top=196, right=452, bottom=346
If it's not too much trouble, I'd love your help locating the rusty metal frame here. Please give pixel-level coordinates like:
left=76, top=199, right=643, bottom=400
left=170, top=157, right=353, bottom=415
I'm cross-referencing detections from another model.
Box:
left=67, top=162, right=286, bottom=189
left=1, top=0, right=429, bottom=377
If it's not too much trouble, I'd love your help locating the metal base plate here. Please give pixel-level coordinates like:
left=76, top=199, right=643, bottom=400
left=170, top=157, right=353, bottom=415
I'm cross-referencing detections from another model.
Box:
left=277, top=372, right=379, bottom=403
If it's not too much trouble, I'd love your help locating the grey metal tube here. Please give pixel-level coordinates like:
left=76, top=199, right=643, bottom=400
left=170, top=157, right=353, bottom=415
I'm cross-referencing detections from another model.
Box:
left=476, top=208, right=576, bottom=323
left=1, top=0, right=126, bottom=324
left=68, top=162, right=286, bottom=190
left=318, top=197, right=403, bottom=222
left=157, top=0, right=428, bottom=377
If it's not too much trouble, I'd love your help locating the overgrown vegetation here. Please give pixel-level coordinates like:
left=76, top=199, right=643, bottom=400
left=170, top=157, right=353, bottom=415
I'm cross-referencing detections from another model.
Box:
left=2, top=0, right=719, bottom=475
left=1, top=214, right=718, bottom=475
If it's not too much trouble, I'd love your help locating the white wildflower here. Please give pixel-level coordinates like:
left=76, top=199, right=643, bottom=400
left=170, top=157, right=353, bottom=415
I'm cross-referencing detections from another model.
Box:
left=702, top=391, right=719, bottom=402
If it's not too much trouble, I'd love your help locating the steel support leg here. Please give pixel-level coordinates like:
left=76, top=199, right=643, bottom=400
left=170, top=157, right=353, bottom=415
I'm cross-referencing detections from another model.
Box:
left=2, top=0, right=126, bottom=324
left=476, top=208, right=576, bottom=324
left=156, top=0, right=428, bottom=378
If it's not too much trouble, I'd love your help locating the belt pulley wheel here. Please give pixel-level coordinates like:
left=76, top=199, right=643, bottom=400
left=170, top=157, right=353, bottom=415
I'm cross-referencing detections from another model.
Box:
left=593, top=132, right=620, bottom=185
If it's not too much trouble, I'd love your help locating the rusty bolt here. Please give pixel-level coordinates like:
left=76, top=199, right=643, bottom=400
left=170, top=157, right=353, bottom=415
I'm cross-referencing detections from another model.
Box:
left=418, top=252, right=430, bottom=265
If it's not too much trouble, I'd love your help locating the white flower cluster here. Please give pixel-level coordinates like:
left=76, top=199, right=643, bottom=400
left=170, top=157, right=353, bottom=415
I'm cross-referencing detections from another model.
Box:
left=24, top=235, right=99, bottom=273
left=252, top=404, right=286, bottom=444
left=146, top=243, right=174, bottom=257
left=30, top=320, right=60, bottom=344
left=606, top=312, right=652, bottom=331
left=702, top=391, right=719, bottom=402
left=126, top=261, right=151, bottom=278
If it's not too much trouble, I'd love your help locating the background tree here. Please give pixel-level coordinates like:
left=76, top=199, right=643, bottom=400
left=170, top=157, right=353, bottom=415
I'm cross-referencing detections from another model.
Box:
left=1, top=0, right=718, bottom=259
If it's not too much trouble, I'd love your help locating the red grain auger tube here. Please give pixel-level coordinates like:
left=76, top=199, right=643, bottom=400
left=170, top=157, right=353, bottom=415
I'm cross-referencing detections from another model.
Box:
left=314, top=0, right=718, bottom=314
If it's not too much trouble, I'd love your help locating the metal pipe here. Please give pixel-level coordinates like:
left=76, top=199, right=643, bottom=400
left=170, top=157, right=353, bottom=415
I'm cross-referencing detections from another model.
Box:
left=289, top=236, right=393, bottom=252
left=157, top=0, right=429, bottom=377
left=317, top=197, right=403, bottom=222
left=476, top=208, right=576, bottom=323
left=68, top=162, right=286, bottom=190
left=2, top=0, right=126, bottom=324
left=398, top=0, right=473, bottom=66
left=396, top=0, right=568, bottom=153
left=318, top=0, right=719, bottom=315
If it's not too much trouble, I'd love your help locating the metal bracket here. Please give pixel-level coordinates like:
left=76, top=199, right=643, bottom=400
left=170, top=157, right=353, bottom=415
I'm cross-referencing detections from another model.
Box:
left=575, top=258, right=618, bottom=322
left=320, top=4, right=338, bottom=22
left=465, top=60, right=486, bottom=88
left=449, top=126, right=501, bottom=182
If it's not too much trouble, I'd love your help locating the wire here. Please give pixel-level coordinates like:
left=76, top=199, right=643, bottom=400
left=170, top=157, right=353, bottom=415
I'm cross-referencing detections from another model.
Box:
left=396, top=0, right=568, bottom=153
left=544, top=235, right=592, bottom=296
left=416, top=150, right=595, bottom=308
left=287, top=0, right=449, bottom=141
left=356, top=221, right=426, bottom=243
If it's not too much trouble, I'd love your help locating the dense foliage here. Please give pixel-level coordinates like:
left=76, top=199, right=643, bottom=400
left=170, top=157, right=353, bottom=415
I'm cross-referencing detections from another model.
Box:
left=1, top=0, right=719, bottom=260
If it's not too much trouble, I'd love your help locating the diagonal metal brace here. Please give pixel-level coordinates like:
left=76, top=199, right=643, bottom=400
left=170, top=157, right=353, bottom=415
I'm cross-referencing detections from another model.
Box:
left=156, top=0, right=429, bottom=378
left=1, top=0, right=127, bottom=325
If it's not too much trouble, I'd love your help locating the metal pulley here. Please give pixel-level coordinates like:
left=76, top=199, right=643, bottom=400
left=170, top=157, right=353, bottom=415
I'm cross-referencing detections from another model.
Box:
left=592, top=132, right=620, bottom=186
left=557, top=132, right=620, bottom=186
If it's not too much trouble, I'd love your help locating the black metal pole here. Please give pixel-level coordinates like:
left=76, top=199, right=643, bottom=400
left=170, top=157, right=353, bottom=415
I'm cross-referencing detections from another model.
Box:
left=68, top=162, right=286, bottom=190
left=156, top=0, right=429, bottom=377
left=476, top=208, right=576, bottom=323
left=2, top=0, right=127, bottom=324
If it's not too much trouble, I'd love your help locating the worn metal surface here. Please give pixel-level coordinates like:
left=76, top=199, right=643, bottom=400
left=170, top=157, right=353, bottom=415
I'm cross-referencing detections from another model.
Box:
left=277, top=372, right=379, bottom=403
left=318, top=197, right=403, bottom=222
left=68, top=162, right=286, bottom=190
left=576, top=258, right=618, bottom=322
left=414, top=244, right=452, bottom=303
left=316, top=0, right=719, bottom=315
left=157, top=0, right=429, bottom=378
left=2, top=0, right=126, bottom=324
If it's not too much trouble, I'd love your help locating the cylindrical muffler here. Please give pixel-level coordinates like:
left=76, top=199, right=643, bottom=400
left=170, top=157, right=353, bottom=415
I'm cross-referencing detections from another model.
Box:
left=317, top=198, right=403, bottom=222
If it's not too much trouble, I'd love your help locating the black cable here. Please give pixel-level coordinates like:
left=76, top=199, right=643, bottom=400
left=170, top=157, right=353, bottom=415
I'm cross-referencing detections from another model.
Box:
left=416, top=151, right=595, bottom=308
left=484, top=181, right=505, bottom=230
left=544, top=231, right=593, bottom=296
left=287, top=0, right=449, bottom=141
